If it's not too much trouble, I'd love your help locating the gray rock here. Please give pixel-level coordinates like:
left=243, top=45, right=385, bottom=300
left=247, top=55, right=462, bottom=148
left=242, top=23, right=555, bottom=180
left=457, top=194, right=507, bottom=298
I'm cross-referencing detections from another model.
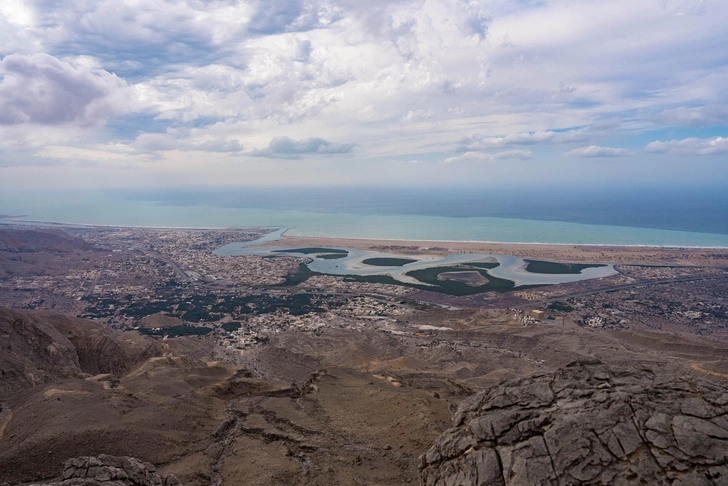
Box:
left=420, top=360, right=728, bottom=486
left=26, top=455, right=180, bottom=486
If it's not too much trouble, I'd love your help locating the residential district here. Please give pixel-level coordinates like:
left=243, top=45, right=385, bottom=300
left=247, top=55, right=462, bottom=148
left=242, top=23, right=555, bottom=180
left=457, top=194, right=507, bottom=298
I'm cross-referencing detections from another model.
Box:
left=1, top=225, right=727, bottom=361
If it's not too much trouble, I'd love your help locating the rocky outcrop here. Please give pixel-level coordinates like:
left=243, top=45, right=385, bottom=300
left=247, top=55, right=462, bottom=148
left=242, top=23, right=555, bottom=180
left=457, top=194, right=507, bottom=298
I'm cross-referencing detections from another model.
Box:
left=39, top=312, right=160, bottom=376
left=0, top=308, right=160, bottom=400
left=0, top=307, right=82, bottom=399
left=28, top=455, right=180, bottom=486
left=0, top=229, right=92, bottom=253
left=420, top=359, right=728, bottom=486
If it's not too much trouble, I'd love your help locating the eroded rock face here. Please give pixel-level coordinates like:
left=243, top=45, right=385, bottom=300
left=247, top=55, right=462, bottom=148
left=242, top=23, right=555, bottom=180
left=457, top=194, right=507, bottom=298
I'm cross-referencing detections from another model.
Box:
left=420, top=359, right=728, bottom=486
left=27, top=455, right=180, bottom=486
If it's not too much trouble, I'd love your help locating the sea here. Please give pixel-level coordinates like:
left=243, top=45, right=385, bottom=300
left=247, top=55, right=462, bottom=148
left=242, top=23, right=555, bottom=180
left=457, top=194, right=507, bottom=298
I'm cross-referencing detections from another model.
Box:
left=1, top=186, right=727, bottom=247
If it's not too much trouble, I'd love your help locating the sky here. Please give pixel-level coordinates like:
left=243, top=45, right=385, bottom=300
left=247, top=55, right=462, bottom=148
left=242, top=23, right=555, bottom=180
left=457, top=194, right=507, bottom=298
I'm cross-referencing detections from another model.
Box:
left=0, top=0, right=726, bottom=189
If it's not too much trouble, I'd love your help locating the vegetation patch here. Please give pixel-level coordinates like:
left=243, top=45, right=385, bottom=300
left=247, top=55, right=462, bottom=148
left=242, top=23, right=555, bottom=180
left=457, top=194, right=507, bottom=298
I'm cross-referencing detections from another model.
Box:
left=121, top=300, right=176, bottom=319
left=362, top=257, right=418, bottom=267
left=182, top=308, right=222, bottom=322
left=406, top=265, right=519, bottom=295
left=273, top=247, right=348, bottom=255
left=317, top=253, right=347, bottom=260
left=277, top=263, right=319, bottom=286
left=138, top=325, right=213, bottom=337
left=437, top=271, right=488, bottom=287
left=342, top=274, right=415, bottom=287
left=464, top=262, right=500, bottom=270
left=326, top=260, right=537, bottom=296
left=524, top=259, right=606, bottom=275
left=548, top=301, right=574, bottom=312
left=221, top=322, right=242, bottom=332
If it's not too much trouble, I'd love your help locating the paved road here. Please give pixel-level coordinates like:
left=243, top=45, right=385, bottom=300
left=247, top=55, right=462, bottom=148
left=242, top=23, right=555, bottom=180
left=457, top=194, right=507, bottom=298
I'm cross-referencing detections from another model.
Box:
left=84, top=271, right=102, bottom=296
left=142, top=249, right=192, bottom=283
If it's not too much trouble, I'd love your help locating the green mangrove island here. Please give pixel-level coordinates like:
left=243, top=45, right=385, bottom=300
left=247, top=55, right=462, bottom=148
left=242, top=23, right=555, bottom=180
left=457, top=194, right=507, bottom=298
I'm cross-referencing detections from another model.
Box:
left=405, top=263, right=522, bottom=295
left=362, top=257, right=418, bottom=267
left=273, top=247, right=349, bottom=255
left=524, top=259, right=606, bottom=275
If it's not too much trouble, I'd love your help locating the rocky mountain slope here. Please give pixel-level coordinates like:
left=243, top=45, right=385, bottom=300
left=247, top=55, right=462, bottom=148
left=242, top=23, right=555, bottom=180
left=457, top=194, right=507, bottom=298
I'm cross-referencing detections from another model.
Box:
left=0, top=228, right=95, bottom=279
left=0, top=229, right=92, bottom=253
left=27, top=455, right=180, bottom=486
left=0, top=307, right=84, bottom=399
left=4, top=303, right=728, bottom=485
left=0, top=308, right=452, bottom=485
left=420, top=359, right=728, bottom=485
left=0, top=307, right=159, bottom=400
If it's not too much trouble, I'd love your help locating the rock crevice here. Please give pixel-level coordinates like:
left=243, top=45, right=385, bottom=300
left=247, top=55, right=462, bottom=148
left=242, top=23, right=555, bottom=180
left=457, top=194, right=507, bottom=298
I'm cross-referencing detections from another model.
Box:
left=420, top=359, right=728, bottom=486
left=27, top=455, right=180, bottom=486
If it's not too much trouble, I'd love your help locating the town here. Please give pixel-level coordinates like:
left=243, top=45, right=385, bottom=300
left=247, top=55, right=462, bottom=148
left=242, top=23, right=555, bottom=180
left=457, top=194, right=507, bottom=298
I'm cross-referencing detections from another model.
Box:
left=1, top=225, right=727, bottom=362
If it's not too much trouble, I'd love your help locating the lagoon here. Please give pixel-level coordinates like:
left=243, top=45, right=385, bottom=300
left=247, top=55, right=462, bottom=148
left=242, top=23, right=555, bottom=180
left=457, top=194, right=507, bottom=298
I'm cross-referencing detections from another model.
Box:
left=214, top=230, right=619, bottom=289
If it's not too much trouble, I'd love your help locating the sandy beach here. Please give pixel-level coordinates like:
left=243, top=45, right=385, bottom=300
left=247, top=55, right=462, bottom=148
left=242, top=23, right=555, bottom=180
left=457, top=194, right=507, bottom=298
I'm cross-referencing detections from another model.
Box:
left=266, top=235, right=728, bottom=267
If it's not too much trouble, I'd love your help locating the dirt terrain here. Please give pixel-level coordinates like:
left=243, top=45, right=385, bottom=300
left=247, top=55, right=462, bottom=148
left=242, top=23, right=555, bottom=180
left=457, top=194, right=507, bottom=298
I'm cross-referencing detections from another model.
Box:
left=1, top=227, right=728, bottom=485
left=421, top=359, right=728, bottom=485
left=4, top=304, right=728, bottom=485
left=0, top=229, right=97, bottom=280
left=438, top=270, right=488, bottom=286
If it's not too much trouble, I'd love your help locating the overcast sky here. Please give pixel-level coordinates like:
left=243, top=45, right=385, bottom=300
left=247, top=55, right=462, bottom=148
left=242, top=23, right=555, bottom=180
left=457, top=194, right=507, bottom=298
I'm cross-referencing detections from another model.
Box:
left=0, top=0, right=726, bottom=189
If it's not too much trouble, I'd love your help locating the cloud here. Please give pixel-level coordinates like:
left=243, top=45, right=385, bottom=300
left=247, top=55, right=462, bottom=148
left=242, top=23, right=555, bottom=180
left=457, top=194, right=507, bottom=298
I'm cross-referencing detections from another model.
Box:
left=457, top=129, right=590, bottom=151
left=295, top=39, right=313, bottom=62
left=658, top=0, right=707, bottom=16
left=653, top=106, right=728, bottom=127
left=2, top=0, right=728, bottom=186
left=247, top=0, right=306, bottom=35
left=444, top=149, right=532, bottom=163
left=246, top=0, right=341, bottom=35
left=252, top=136, right=356, bottom=159
left=132, top=133, right=243, bottom=154
left=645, top=137, right=728, bottom=155
left=0, top=53, right=130, bottom=126
left=16, top=2, right=249, bottom=79
left=466, top=13, right=490, bottom=39
left=564, top=145, right=629, bottom=158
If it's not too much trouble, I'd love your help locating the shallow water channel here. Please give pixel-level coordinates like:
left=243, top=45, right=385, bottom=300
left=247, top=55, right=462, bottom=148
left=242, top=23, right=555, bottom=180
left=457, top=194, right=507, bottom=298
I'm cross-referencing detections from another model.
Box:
left=214, top=229, right=617, bottom=288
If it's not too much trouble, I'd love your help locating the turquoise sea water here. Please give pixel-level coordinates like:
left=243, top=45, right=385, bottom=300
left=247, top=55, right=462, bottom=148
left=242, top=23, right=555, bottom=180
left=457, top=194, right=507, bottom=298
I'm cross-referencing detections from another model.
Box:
left=1, top=189, right=727, bottom=247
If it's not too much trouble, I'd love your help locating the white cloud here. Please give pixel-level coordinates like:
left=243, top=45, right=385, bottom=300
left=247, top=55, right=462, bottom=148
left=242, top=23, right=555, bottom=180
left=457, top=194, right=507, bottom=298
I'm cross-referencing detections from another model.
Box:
left=564, top=145, right=629, bottom=158
left=653, top=106, right=728, bottom=127
left=645, top=137, right=728, bottom=155
left=458, top=129, right=590, bottom=151
left=252, top=136, right=355, bottom=159
left=444, top=149, right=532, bottom=163
left=132, top=133, right=243, bottom=154
left=0, top=53, right=130, bottom=126
left=1, top=0, right=728, bottom=186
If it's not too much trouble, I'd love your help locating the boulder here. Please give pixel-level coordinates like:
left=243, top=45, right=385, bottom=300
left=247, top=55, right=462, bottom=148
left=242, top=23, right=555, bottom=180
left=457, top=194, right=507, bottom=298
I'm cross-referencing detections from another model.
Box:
left=420, top=359, right=728, bottom=485
left=27, top=455, right=180, bottom=486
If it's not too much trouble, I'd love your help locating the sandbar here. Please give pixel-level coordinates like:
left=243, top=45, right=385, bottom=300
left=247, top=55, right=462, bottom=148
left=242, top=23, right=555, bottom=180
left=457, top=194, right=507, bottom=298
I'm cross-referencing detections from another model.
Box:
left=258, top=235, right=728, bottom=267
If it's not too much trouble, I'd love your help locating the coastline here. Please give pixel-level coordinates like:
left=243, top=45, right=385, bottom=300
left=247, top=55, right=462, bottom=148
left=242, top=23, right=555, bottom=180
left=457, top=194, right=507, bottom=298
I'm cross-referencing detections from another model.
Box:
left=4, top=218, right=728, bottom=266
left=4, top=218, right=728, bottom=249
left=282, top=234, right=728, bottom=250
left=0, top=218, right=278, bottom=233
left=269, top=235, right=728, bottom=267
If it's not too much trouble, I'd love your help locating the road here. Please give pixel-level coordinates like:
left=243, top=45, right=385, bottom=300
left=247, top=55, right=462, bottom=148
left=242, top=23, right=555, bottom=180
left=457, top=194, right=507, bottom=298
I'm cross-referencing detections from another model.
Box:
left=84, top=271, right=102, bottom=296
left=142, top=249, right=192, bottom=283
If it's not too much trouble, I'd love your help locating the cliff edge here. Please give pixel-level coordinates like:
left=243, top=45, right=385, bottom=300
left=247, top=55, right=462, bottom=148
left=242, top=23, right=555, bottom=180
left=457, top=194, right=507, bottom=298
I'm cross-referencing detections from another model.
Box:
left=27, top=455, right=180, bottom=486
left=420, top=359, right=728, bottom=486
